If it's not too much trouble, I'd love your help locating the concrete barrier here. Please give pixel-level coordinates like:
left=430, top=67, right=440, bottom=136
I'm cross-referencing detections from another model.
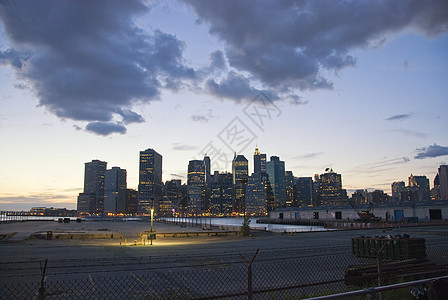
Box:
left=30, top=231, right=123, bottom=240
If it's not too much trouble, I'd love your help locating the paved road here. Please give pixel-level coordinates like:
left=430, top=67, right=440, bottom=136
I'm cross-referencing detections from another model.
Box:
left=1, top=221, right=447, bottom=299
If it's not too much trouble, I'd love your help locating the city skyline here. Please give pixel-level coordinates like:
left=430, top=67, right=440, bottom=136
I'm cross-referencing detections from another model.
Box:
left=2, top=144, right=448, bottom=212
left=1, top=1, right=447, bottom=210
left=74, top=148, right=447, bottom=216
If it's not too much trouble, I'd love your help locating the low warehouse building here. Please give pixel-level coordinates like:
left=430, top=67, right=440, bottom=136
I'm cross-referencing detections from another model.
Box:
left=269, top=200, right=448, bottom=223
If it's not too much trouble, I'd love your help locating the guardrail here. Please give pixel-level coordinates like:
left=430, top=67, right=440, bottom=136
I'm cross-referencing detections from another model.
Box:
left=305, top=275, right=448, bottom=300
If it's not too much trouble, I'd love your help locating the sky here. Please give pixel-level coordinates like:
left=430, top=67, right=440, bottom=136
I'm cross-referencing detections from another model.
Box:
left=0, top=0, right=447, bottom=211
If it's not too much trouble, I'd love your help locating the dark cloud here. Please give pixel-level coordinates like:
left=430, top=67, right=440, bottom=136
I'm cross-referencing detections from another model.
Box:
left=191, top=108, right=219, bottom=123
left=0, top=48, right=30, bottom=68
left=116, top=108, right=145, bottom=125
left=386, top=129, right=426, bottom=139
left=350, top=157, right=411, bottom=174
left=172, top=143, right=198, bottom=151
left=0, top=0, right=195, bottom=135
left=415, top=144, right=448, bottom=159
left=187, top=0, right=448, bottom=92
left=191, top=115, right=208, bottom=122
left=12, top=82, right=28, bottom=90
left=209, top=50, right=226, bottom=70
left=385, top=114, right=412, bottom=121
left=85, top=122, right=127, bottom=136
left=287, top=94, right=308, bottom=105
left=205, top=71, right=277, bottom=102
left=1, top=0, right=447, bottom=136
left=293, top=152, right=323, bottom=159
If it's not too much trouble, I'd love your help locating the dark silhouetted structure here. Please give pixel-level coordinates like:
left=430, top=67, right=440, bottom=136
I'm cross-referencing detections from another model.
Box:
left=77, top=159, right=107, bottom=214
left=138, top=148, right=163, bottom=214
left=104, top=167, right=127, bottom=214
left=233, top=154, right=248, bottom=213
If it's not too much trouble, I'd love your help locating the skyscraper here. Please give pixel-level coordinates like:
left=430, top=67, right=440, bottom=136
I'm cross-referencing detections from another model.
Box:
left=77, top=193, right=95, bottom=215
left=104, top=167, right=127, bottom=214
left=187, top=159, right=206, bottom=213
left=265, top=175, right=275, bottom=211
left=351, top=190, right=368, bottom=204
left=165, top=179, right=183, bottom=212
left=296, top=177, right=313, bottom=207
left=245, top=172, right=267, bottom=215
left=431, top=174, right=441, bottom=200
left=266, top=156, right=286, bottom=208
left=233, top=154, right=248, bottom=214
left=319, top=169, right=348, bottom=206
left=439, top=165, right=448, bottom=200
left=391, top=181, right=406, bottom=202
left=210, top=172, right=233, bottom=215
left=401, top=188, right=419, bottom=202
left=126, top=189, right=138, bottom=214
left=369, top=190, right=389, bottom=203
left=408, top=174, right=430, bottom=201
left=203, top=155, right=211, bottom=211
left=253, top=146, right=266, bottom=175
left=138, top=148, right=163, bottom=214
left=77, top=159, right=107, bottom=214
left=285, top=171, right=295, bottom=207
left=312, top=174, right=321, bottom=206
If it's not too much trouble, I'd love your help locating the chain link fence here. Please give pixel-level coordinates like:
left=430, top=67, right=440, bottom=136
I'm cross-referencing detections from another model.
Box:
left=1, top=238, right=447, bottom=299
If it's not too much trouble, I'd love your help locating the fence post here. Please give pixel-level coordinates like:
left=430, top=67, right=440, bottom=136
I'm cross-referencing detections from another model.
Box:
left=38, top=258, right=48, bottom=300
left=240, top=249, right=259, bottom=300
left=375, top=241, right=389, bottom=300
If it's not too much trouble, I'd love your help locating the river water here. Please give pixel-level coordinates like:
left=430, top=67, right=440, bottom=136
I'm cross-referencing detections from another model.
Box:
left=163, top=217, right=330, bottom=233
left=1, top=214, right=331, bottom=233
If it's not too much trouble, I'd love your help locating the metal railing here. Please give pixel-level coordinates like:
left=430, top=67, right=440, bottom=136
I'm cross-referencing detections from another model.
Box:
left=305, top=275, right=448, bottom=299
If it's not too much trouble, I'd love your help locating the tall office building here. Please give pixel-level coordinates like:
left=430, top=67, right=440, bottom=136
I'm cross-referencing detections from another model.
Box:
left=210, top=172, right=233, bottom=215
left=439, top=165, right=448, bottom=200
left=138, top=148, right=163, bottom=214
left=77, top=159, right=107, bottom=214
left=285, top=171, right=295, bottom=207
left=391, top=181, right=406, bottom=202
left=245, top=172, right=267, bottom=215
left=265, top=175, right=275, bottom=211
left=204, top=156, right=211, bottom=180
left=233, top=154, right=249, bottom=214
left=319, top=169, right=348, bottom=206
left=126, top=189, right=138, bottom=214
left=159, top=193, right=174, bottom=215
left=104, top=167, right=127, bottom=214
left=266, top=156, right=286, bottom=208
left=431, top=174, right=441, bottom=200
left=187, top=160, right=206, bottom=213
left=368, top=190, right=389, bottom=203
left=401, top=188, right=419, bottom=202
left=408, top=174, right=430, bottom=201
left=296, top=177, right=313, bottom=207
left=203, top=156, right=211, bottom=211
left=253, top=146, right=266, bottom=175
left=351, top=190, right=368, bottom=204
left=312, top=174, right=321, bottom=206
left=77, top=193, right=95, bottom=215
left=165, top=180, right=183, bottom=211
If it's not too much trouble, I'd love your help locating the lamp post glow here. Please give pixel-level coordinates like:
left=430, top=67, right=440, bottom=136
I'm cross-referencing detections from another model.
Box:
left=150, top=208, right=154, bottom=232
left=150, top=208, right=154, bottom=245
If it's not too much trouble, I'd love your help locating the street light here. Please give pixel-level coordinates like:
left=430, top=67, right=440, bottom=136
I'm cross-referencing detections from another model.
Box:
left=150, top=208, right=154, bottom=233
left=149, top=207, right=155, bottom=245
